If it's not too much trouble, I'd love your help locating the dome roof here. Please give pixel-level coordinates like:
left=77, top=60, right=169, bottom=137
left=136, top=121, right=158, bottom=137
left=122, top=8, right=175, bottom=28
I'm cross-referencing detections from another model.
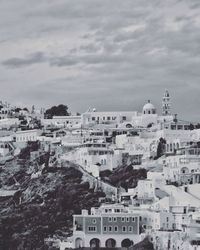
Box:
left=143, top=100, right=156, bottom=111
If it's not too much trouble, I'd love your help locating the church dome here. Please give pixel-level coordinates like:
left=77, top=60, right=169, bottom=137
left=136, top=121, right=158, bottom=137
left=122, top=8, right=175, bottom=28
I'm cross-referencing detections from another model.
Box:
left=142, top=100, right=156, bottom=115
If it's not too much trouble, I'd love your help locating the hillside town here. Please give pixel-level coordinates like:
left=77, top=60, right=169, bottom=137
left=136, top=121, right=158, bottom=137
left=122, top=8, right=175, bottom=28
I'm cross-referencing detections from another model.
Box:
left=0, top=90, right=200, bottom=250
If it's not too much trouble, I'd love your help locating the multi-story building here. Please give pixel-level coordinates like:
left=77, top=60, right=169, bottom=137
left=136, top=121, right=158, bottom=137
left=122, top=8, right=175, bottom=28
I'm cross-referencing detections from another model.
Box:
left=62, top=141, right=123, bottom=176
left=72, top=204, right=141, bottom=248
left=163, top=147, right=200, bottom=185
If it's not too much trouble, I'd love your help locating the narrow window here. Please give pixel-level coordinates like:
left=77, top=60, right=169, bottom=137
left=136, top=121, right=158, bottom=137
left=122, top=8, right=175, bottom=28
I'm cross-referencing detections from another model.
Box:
left=128, top=226, right=133, bottom=232
left=121, top=217, right=125, bottom=222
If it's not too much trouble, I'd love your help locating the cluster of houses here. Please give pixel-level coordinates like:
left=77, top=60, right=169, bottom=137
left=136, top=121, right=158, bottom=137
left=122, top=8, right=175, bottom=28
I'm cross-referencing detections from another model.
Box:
left=0, top=91, right=200, bottom=249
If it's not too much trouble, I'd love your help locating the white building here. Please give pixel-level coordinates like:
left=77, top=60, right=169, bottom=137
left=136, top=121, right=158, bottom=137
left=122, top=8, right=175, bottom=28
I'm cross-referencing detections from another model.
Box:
left=41, top=115, right=81, bottom=129
left=14, top=129, right=40, bottom=143
left=0, top=118, right=19, bottom=129
left=62, top=141, right=123, bottom=176
left=81, top=91, right=174, bottom=130
left=115, top=133, right=158, bottom=162
left=163, top=147, right=200, bottom=184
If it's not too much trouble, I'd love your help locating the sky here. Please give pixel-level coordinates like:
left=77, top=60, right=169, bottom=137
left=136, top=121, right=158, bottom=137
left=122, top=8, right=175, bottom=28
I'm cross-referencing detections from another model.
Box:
left=0, top=0, right=200, bottom=121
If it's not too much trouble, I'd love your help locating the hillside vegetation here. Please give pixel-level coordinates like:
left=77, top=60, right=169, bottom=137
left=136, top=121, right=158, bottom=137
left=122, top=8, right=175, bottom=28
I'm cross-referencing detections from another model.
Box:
left=100, top=165, right=147, bottom=190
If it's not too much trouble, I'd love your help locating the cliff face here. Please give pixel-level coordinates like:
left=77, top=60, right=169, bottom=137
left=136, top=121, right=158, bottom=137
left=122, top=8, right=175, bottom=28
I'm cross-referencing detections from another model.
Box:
left=0, top=163, right=105, bottom=250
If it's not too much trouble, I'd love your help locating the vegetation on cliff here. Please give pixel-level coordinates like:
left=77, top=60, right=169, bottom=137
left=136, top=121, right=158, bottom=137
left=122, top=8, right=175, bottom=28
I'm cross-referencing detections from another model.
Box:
left=0, top=164, right=105, bottom=250
left=100, top=165, right=147, bottom=190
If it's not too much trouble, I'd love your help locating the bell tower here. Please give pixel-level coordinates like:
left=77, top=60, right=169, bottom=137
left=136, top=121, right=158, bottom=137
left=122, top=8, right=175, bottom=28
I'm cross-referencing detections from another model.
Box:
left=162, top=89, right=171, bottom=116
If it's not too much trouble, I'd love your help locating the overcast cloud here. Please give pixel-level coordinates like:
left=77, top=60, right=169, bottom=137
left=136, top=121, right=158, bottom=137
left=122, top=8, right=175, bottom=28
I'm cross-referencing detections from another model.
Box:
left=0, top=0, right=200, bottom=121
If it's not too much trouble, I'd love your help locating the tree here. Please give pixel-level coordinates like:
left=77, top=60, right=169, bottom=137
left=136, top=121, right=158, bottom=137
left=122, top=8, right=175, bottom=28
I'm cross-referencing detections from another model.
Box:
left=156, top=137, right=166, bottom=159
left=147, top=123, right=153, bottom=128
left=14, top=108, right=22, bottom=113
left=20, top=120, right=27, bottom=125
left=45, top=104, right=69, bottom=118
left=196, top=123, right=200, bottom=129
left=189, top=123, right=195, bottom=130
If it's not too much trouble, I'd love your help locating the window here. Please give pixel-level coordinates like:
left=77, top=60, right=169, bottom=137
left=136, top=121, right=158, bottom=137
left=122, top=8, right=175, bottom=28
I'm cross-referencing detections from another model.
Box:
left=113, top=217, right=117, bottom=222
left=92, top=219, right=97, bottom=224
left=92, top=117, right=95, bottom=121
left=121, top=217, right=125, bottom=222
left=114, top=226, right=118, bottom=232
left=104, top=226, right=107, bottom=232
left=122, top=116, right=126, bottom=121
left=126, top=217, right=129, bottom=222
left=115, top=209, right=120, bottom=213
left=108, top=217, right=112, bottom=222
left=107, top=116, right=110, bottom=120
left=128, top=226, right=133, bottom=232
left=122, top=226, right=127, bottom=232
left=88, top=226, right=96, bottom=232
left=108, top=226, right=112, bottom=232
left=132, top=217, right=135, bottom=222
